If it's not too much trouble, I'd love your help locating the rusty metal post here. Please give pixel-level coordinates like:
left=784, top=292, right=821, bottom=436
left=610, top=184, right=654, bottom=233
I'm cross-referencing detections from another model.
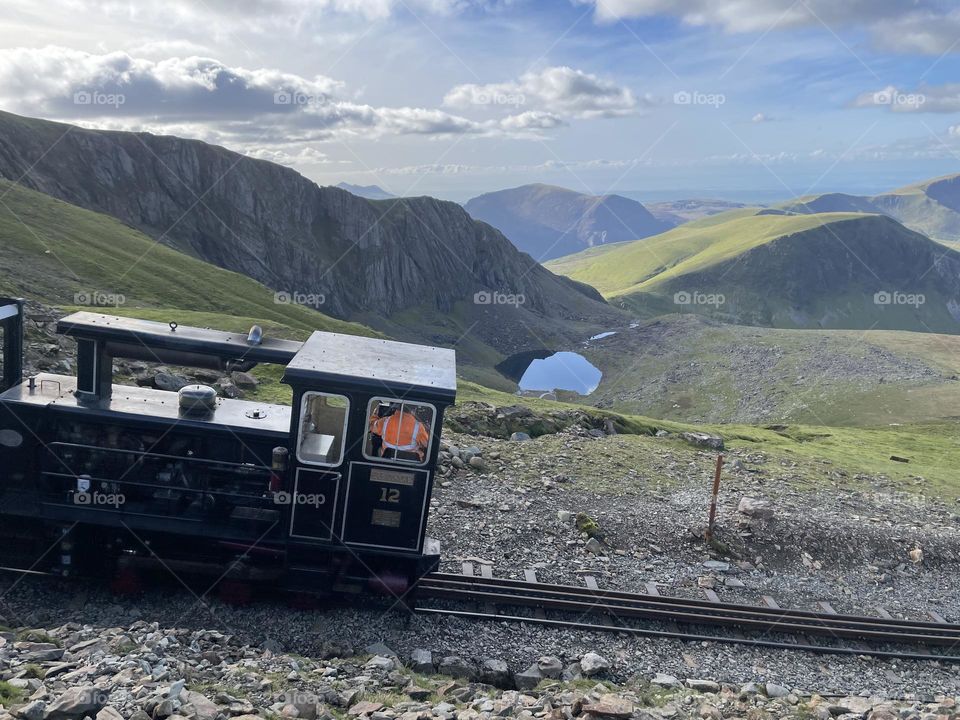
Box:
left=705, top=454, right=724, bottom=542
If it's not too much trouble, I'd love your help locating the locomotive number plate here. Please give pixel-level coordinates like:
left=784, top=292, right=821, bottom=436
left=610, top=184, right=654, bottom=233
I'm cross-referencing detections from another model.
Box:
left=369, top=468, right=415, bottom=486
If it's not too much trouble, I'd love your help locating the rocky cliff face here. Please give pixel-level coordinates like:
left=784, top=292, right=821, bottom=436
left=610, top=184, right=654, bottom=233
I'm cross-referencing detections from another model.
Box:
left=0, top=112, right=618, bottom=354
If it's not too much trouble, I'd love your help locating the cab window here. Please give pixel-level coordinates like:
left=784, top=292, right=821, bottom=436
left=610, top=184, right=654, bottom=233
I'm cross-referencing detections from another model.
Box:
left=298, top=392, right=349, bottom=467
left=364, top=397, right=436, bottom=466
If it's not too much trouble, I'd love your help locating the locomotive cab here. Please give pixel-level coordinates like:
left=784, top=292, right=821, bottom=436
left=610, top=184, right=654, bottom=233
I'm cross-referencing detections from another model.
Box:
left=0, top=299, right=456, bottom=595
left=280, top=330, right=456, bottom=592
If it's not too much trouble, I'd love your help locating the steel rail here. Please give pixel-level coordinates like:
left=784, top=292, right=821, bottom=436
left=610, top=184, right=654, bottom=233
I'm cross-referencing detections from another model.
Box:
left=415, top=607, right=960, bottom=663
left=416, top=573, right=960, bottom=652
left=421, top=572, right=959, bottom=633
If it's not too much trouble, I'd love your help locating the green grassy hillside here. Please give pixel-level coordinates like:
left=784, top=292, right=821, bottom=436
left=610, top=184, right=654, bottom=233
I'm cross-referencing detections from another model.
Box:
left=572, top=315, right=960, bottom=426
left=767, top=174, right=960, bottom=249
left=546, top=211, right=860, bottom=296
left=0, top=180, right=374, bottom=337
left=548, top=210, right=960, bottom=334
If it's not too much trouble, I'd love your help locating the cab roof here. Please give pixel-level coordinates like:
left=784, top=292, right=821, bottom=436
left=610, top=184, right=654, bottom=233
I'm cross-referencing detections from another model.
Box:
left=283, top=331, right=457, bottom=404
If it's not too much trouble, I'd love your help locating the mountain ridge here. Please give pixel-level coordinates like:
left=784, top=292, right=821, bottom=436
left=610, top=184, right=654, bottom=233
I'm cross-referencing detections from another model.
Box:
left=548, top=210, right=960, bottom=334
left=0, top=110, right=624, bottom=383
left=464, top=183, right=669, bottom=261
left=772, top=173, right=960, bottom=246
left=335, top=182, right=396, bottom=200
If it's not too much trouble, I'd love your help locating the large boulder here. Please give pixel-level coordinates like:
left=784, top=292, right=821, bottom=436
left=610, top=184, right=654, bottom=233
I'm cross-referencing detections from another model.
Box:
left=437, top=655, right=475, bottom=680
left=513, top=664, right=542, bottom=691
left=680, top=432, right=724, bottom=451
left=738, top=497, right=775, bottom=521
left=179, top=691, right=221, bottom=720
left=44, top=687, right=109, bottom=720
left=230, top=371, right=259, bottom=390
left=154, top=372, right=191, bottom=392
left=579, top=652, right=610, bottom=677
left=479, top=658, right=512, bottom=688
left=583, top=694, right=634, bottom=719
left=408, top=648, right=433, bottom=673
left=537, top=656, right=563, bottom=679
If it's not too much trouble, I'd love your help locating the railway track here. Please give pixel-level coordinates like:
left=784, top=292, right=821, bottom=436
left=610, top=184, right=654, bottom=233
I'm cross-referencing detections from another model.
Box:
left=415, top=571, right=960, bottom=663
left=5, top=562, right=960, bottom=663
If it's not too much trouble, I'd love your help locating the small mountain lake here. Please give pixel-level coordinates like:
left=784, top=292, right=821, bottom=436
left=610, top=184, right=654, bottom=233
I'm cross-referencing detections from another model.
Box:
left=518, top=350, right=602, bottom=395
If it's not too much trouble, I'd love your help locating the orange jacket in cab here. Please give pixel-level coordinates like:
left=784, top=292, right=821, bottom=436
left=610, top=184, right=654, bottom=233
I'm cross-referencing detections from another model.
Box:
left=369, top=410, right=429, bottom=460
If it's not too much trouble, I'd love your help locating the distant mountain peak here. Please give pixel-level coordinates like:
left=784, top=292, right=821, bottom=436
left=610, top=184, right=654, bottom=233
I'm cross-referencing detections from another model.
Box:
left=465, top=183, right=669, bottom=262
left=335, top=182, right=396, bottom=200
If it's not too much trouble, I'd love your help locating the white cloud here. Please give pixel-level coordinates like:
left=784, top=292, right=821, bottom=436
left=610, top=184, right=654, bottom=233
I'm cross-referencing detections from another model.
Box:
left=4, top=0, right=487, bottom=25
left=245, top=146, right=339, bottom=165
left=752, top=112, right=772, bottom=123
left=868, top=9, right=960, bottom=54
left=576, top=1, right=960, bottom=55
left=500, top=111, right=567, bottom=130
left=0, top=46, right=556, bottom=143
left=444, top=65, right=640, bottom=119
left=0, top=46, right=343, bottom=121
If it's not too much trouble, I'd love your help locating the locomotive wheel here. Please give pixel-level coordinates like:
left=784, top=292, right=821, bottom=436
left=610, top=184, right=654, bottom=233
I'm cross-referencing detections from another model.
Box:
left=110, top=566, right=143, bottom=596
left=218, top=579, right=253, bottom=605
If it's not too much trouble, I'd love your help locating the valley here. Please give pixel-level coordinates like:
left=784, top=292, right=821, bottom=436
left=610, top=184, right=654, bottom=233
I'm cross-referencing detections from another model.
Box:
left=5, top=1, right=960, bottom=705
left=554, top=315, right=960, bottom=426
left=3, top=110, right=960, bottom=470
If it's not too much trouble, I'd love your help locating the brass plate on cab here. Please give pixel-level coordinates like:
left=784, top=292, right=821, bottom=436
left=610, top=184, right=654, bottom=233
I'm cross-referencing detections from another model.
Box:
left=369, top=467, right=415, bottom=486
left=371, top=508, right=402, bottom=528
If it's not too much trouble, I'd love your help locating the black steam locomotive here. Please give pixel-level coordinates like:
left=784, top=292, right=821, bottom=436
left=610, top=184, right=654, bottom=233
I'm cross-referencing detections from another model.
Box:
left=0, top=298, right=456, bottom=596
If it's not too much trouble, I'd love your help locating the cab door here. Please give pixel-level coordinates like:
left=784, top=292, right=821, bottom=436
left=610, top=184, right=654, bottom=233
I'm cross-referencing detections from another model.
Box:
left=287, top=390, right=350, bottom=541
left=0, top=298, right=24, bottom=392
left=341, top=397, right=438, bottom=552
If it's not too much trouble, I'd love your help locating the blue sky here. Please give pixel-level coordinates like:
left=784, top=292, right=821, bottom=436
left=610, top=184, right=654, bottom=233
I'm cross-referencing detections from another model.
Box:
left=2, top=0, right=960, bottom=202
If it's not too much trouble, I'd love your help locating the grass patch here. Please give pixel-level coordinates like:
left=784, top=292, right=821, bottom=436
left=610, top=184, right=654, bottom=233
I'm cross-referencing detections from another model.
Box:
left=0, top=681, right=24, bottom=705
left=15, top=629, right=59, bottom=646
left=19, top=664, right=46, bottom=679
